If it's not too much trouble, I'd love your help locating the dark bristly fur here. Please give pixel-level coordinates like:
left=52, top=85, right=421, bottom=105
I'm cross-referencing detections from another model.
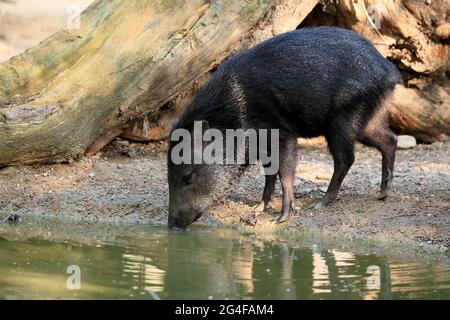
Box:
left=168, top=27, right=401, bottom=229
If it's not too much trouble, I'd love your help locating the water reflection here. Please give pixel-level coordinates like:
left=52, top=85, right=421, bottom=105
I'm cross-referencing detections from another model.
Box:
left=0, top=226, right=449, bottom=300
left=122, top=254, right=165, bottom=294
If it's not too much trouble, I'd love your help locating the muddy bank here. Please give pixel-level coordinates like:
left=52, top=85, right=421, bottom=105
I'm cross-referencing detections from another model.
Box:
left=0, top=139, right=449, bottom=251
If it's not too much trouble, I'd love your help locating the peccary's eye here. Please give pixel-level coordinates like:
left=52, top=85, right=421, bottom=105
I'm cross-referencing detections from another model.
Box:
left=182, top=170, right=196, bottom=185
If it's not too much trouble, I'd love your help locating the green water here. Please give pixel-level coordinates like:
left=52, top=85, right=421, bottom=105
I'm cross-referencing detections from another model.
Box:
left=0, top=218, right=449, bottom=300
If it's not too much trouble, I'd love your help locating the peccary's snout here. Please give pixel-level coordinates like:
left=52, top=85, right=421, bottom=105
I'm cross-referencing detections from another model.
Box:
left=168, top=214, right=178, bottom=229
left=168, top=206, right=203, bottom=229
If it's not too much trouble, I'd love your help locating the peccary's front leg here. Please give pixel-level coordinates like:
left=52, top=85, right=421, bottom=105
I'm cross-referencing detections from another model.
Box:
left=277, top=137, right=298, bottom=223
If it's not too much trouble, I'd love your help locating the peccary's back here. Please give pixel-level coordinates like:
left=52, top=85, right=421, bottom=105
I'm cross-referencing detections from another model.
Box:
left=183, top=27, right=401, bottom=137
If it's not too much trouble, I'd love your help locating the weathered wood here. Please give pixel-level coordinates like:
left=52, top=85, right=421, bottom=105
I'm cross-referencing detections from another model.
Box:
left=390, top=78, right=450, bottom=142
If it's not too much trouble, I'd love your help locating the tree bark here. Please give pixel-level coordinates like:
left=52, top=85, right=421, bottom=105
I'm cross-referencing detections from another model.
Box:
left=0, top=0, right=319, bottom=167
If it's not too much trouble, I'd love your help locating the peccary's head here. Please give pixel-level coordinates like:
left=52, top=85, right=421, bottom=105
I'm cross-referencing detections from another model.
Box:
left=167, top=159, right=214, bottom=229
left=167, top=121, right=241, bottom=229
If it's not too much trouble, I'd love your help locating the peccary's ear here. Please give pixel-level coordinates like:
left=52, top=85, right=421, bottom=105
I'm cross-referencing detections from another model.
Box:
left=170, top=118, right=180, bottom=131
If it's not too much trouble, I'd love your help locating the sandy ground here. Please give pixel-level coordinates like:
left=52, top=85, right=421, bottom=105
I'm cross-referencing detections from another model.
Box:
left=0, top=138, right=448, bottom=252
left=0, top=0, right=93, bottom=62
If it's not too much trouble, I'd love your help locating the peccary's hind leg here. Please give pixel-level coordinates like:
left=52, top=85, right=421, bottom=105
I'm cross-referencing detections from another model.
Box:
left=314, top=130, right=355, bottom=209
left=358, top=126, right=397, bottom=200
left=254, top=171, right=277, bottom=214
left=277, top=137, right=298, bottom=223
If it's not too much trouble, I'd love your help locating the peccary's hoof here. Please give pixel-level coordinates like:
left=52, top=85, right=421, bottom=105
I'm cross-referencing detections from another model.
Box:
left=252, top=201, right=265, bottom=213
left=276, top=212, right=290, bottom=223
left=377, top=192, right=388, bottom=201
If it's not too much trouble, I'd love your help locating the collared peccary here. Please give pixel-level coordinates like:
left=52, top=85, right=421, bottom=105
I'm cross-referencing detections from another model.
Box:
left=167, top=27, right=400, bottom=229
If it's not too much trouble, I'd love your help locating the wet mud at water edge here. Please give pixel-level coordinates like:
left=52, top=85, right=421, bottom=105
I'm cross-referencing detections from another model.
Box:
left=0, top=217, right=449, bottom=300
left=0, top=138, right=448, bottom=251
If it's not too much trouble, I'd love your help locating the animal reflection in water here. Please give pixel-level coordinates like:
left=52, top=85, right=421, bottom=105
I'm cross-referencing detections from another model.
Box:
left=1, top=228, right=448, bottom=299
left=119, top=230, right=448, bottom=300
